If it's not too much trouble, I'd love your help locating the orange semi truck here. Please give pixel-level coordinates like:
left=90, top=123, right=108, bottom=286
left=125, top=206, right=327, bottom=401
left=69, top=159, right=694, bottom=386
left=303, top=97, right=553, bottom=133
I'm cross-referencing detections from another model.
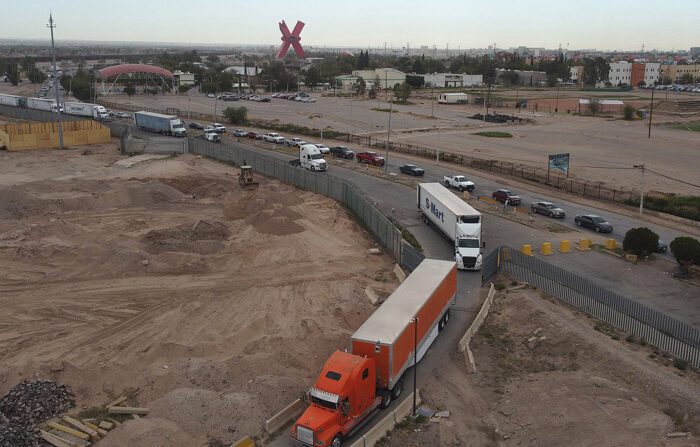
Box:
left=291, top=259, right=457, bottom=447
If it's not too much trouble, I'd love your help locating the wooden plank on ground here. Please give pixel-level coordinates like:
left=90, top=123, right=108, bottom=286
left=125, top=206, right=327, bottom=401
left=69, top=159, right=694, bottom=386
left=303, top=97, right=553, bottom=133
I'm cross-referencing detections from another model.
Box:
left=83, top=420, right=108, bottom=436
left=108, top=406, right=149, bottom=415
left=48, top=422, right=90, bottom=440
left=63, top=415, right=99, bottom=439
left=40, top=430, right=72, bottom=447
left=98, top=420, right=114, bottom=430
left=106, top=395, right=127, bottom=408
left=47, top=429, right=90, bottom=447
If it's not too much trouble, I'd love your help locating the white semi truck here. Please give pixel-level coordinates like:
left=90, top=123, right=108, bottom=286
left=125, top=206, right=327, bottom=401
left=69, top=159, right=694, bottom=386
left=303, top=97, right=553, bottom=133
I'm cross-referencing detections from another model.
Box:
left=417, top=183, right=483, bottom=271
left=26, top=97, right=62, bottom=113
left=0, top=94, right=26, bottom=107
left=133, top=111, right=187, bottom=137
left=289, top=144, right=327, bottom=171
left=64, top=102, right=110, bottom=121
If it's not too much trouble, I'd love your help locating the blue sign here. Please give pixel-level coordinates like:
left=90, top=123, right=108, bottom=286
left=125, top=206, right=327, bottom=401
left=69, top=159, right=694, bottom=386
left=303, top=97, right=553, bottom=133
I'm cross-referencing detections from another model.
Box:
left=425, top=198, right=445, bottom=223
left=548, top=153, right=569, bottom=173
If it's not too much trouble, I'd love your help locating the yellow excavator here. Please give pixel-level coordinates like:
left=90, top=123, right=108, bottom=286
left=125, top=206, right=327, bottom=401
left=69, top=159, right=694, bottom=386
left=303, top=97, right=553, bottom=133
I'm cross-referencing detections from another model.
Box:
left=239, top=163, right=259, bottom=190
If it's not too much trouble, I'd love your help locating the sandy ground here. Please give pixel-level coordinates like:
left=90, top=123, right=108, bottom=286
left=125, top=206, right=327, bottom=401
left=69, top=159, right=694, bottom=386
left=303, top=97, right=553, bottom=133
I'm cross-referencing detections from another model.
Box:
left=384, top=277, right=699, bottom=446
left=0, top=142, right=399, bottom=445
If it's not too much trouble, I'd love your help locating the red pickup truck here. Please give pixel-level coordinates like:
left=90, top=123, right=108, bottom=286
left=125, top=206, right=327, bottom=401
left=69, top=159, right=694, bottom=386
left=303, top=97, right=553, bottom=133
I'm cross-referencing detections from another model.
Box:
left=356, top=151, right=385, bottom=166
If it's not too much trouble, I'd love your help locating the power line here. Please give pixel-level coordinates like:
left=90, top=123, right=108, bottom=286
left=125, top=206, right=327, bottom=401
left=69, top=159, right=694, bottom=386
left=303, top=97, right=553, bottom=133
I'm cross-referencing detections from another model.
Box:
left=645, top=168, right=700, bottom=188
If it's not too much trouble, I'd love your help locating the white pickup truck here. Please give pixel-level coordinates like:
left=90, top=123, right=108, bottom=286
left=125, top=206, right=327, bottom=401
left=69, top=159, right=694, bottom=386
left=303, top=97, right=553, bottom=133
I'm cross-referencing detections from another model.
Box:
left=443, top=175, right=475, bottom=192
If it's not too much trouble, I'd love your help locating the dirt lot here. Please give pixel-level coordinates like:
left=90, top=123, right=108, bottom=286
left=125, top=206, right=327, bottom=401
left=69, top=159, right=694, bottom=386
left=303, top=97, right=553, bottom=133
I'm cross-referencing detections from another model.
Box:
left=0, top=142, right=399, bottom=445
left=383, top=278, right=699, bottom=446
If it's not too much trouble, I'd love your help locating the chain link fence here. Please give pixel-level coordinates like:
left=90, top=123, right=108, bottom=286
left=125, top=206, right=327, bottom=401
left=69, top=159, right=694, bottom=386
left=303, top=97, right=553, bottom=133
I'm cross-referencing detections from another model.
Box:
left=188, top=137, right=408, bottom=265
left=497, top=246, right=700, bottom=367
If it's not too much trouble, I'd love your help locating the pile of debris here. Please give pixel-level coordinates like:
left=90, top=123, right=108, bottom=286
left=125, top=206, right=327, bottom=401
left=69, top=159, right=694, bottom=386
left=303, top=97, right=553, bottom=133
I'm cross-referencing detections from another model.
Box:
left=0, top=379, right=74, bottom=447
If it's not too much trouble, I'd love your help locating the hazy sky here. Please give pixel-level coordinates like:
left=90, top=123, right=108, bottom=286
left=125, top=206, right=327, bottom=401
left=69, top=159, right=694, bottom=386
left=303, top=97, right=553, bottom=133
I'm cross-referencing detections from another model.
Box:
left=3, top=0, right=698, bottom=51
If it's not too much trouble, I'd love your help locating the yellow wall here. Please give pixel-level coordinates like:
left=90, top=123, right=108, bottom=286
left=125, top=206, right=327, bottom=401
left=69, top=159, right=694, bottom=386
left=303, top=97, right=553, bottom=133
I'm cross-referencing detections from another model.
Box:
left=0, top=120, right=111, bottom=151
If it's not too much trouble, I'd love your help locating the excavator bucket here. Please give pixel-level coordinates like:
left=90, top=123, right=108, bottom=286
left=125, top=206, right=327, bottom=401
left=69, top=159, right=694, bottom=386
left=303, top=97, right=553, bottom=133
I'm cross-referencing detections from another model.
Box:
left=239, top=165, right=259, bottom=190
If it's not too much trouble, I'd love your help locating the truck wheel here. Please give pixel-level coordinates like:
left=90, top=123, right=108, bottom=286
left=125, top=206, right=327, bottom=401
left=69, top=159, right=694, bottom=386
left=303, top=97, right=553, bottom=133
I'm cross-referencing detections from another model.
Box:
left=391, top=380, right=403, bottom=399
left=444, top=180, right=449, bottom=186
left=379, top=390, right=392, bottom=409
left=311, top=165, right=315, bottom=171
left=331, top=434, right=342, bottom=447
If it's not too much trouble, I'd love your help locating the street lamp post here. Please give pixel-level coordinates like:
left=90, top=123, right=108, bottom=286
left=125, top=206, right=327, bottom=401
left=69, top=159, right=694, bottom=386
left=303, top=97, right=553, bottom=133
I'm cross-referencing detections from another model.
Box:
left=47, top=13, right=63, bottom=149
left=634, top=163, right=645, bottom=215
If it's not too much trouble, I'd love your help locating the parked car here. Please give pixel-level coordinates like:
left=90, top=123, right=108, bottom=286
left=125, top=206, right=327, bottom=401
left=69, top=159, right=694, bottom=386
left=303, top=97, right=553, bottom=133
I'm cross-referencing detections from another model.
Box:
left=330, top=146, right=354, bottom=159
left=260, top=97, right=271, bottom=102
left=314, top=144, right=330, bottom=154
left=530, top=201, right=565, bottom=218
left=207, top=93, right=215, bottom=98
left=492, top=189, right=521, bottom=206
left=263, top=132, right=285, bottom=144
left=399, top=164, right=425, bottom=176
left=203, top=125, right=216, bottom=133
left=656, top=240, right=668, bottom=253
left=299, top=97, right=316, bottom=103
left=212, top=123, right=226, bottom=133
left=189, top=122, right=204, bottom=130
left=116, top=112, right=129, bottom=119
left=246, top=131, right=263, bottom=140
left=286, top=137, right=306, bottom=148
left=232, top=129, right=248, bottom=137
left=574, top=214, right=613, bottom=233
left=357, top=151, right=385, bottom=166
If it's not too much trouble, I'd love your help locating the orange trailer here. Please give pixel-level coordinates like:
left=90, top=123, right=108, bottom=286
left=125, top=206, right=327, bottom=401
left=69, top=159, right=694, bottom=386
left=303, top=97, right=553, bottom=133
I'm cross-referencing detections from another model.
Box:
left=351, top=259, right=457, bottom=391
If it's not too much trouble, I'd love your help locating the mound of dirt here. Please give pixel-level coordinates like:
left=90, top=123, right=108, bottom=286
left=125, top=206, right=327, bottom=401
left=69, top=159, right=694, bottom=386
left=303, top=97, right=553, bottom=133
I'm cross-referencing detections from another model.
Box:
left=98, top=417, right=201, bottom=447
left=142, top=220, right=231, bottom=254
left=158, top=175, right=238, bottom=198
left=59, top=181, right=184, bottom=212
left=0, top=188, right=46, bottom=219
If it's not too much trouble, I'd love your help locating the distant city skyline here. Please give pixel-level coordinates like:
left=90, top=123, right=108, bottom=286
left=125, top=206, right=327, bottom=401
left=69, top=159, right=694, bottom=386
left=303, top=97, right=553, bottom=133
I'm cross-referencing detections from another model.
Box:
left=3, top=0, right=699, bottom=53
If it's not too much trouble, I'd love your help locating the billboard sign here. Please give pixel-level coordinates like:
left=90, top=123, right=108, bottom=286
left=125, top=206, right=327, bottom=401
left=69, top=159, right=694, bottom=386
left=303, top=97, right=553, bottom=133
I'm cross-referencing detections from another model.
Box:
left=548, top=153, right=570, bottom=173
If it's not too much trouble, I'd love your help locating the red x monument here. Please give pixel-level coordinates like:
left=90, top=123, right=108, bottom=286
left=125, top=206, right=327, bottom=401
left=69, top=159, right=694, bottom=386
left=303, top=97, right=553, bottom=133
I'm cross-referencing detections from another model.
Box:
left=275, top=20, right=306, bottom=59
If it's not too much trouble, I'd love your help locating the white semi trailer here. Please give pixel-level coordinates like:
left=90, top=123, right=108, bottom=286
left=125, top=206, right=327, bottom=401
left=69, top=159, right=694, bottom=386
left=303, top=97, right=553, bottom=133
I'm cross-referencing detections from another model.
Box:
left=26, top=97, right=62, bottom=112
left=417, top=183, right=483, bottom=270
left=64, top=102, right=110, bottom=120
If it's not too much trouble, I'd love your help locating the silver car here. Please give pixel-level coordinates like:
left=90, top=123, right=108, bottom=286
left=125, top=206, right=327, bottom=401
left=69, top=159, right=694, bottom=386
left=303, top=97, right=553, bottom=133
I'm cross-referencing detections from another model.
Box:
left=530, top=201, right=565, bottom=218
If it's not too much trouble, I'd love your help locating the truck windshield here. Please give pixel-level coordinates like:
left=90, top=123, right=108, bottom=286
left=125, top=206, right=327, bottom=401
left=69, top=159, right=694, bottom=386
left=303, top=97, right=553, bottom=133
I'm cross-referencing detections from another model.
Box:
left=310, top=153, right=323, bottom=160
left=173, top=121, right=184, bottom=129
left=459, top=216, right=480, bottom=224
left=455, top=176, right=467, bottom=182
left=311, top=396, right=338, bottom=411
left=458, top=238, right=480, bottom=248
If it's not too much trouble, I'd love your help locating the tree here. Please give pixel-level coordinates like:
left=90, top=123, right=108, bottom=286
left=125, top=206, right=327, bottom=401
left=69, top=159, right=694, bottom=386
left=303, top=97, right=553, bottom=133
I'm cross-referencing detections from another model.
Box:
left=368, top=75, right=381, bottom=99
left=475, top=57, right=496, bottom=84
left=223, top=106, right=248, bottom=124
left=178, top=84, right=191, bottom=94
left=500, top=70, right=520, bottom=86
left=27, top=67, right=46, bottom=83
left=588, top=97, right=601, bottom=115
left=6, top=63, right=19, bottom=85
left=670, top=237, right=700, bottom=270
left=546, top=72, right=558, bottom=87
left=21, top=55, right=35, bottom=72
left=355, top=77, right=366, bottom=96
left=393, top=82, right=411, bottom=103
left=147, top=88, right=159, bottom=97
left=201, top=81, right=217, bottom=94
left=412, top=58, right=425, bottom=74
left=206, top=54, right=220, bottom=65
left=305, top=65, right=321, bottom=91
left=623, top=227, right=659, bottom=257
left=679, top=73, right=695, bottom=85
left=124, top=84, right=136, bottom=97
left=582, top=57, right=610, bottom=86
left=622, top=104, right=637, bottom=120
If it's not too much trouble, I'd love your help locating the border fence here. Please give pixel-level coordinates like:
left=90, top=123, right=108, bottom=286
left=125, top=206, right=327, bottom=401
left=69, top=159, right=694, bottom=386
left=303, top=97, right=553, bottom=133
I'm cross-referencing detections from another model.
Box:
left=494, top=246, right=700, bottom=367
left=187, top=137, right=425, bottom=272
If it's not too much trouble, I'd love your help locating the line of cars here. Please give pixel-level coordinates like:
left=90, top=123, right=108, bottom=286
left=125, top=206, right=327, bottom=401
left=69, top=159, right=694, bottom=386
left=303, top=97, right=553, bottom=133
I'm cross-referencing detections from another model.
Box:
left=271, top=92, right=316, bottom=103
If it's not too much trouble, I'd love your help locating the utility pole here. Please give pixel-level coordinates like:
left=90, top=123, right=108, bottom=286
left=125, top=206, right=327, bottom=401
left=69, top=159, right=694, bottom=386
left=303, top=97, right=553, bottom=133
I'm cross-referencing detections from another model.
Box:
left=385, top=98, right=392, bottom=171
left=48, top=13, right=64, bottom=149
left=648, top=87, right=654, bottom=138
left=634, top=163, right=645, bottom=215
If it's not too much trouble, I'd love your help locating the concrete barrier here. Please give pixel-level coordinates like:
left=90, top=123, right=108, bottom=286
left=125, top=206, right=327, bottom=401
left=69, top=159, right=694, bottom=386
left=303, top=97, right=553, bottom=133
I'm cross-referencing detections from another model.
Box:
left=521, top=244, right=533, bottom=256
left=365, top=286, right=380, bottom=305
left=360, top=410, right=397, bottom=447
left=347, top=438, right=365, bottom=447
left=458, top=283, right=496, bottom=353
left=230, top=435, right=254, bottom=447
left=392, top=390, right=422, bottom=423
left=577, top=239, right=591, bottom=251
left=539, top=242, right=553, bottom=256
left=559, top=240, right=571, bottom=253
left=606, top=238, right=616, bottom=250
left=264, top=398, right=305, bottom=434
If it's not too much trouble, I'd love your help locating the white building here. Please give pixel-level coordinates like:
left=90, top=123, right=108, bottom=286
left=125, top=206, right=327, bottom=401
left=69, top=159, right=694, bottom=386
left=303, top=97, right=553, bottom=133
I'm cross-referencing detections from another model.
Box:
left=224, top=66, right=257, bottom=76
left=173, top=71, right=196, bottom=87
left=352, top=68, right=406, bottom=89
left=423, top=73, right=482, bottom=88
left=608, top=61, right=632, bottom=86
left=644, top=63, right=660, bottom=86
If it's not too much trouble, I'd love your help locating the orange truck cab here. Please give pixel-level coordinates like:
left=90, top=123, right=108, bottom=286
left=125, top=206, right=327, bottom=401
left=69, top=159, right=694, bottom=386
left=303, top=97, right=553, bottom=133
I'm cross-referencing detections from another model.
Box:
left=291, top=350, right=382, bottom=447
left=291, top=259, right=457, bottom=447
